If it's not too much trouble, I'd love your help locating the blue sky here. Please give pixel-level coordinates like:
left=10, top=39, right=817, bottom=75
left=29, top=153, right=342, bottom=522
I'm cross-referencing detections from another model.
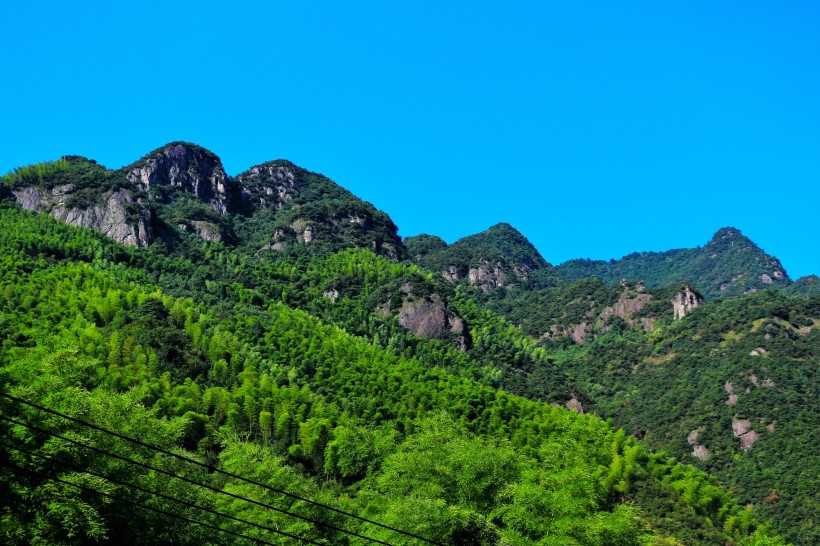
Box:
left=2, top=1, right=818, bottom=278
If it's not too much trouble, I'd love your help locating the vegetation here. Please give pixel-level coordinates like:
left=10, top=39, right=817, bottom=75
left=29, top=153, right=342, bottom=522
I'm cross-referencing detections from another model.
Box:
left=409, top=223, right=562, bottom=289
left=552, top=290, right=819, bottom=544
left=556, top=228, right=791, bottom=300
left=3, top=142, right=813, bottom=543
left=0, top=202, right=788, bottom=545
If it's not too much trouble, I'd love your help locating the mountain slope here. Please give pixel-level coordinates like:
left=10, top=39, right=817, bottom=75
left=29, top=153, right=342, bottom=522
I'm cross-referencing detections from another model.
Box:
left=3, top=143, right=813, bottom=543
left=556, top=227, right=791, bottom=299
left=556, top=290, right=820, bottom=544
left=0, top=202, right=786, bottom=545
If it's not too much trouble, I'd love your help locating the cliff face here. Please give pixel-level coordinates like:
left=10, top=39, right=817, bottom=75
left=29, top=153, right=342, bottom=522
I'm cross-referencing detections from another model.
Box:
left=234, top=159, right=404, bottom=258
left=672, top=285, right=703, bottom=320
left=126, top=143, right=231, bottom=214
left=396, top=295, right=469, bottom=351
left=234, top=161, right=303, bottom=210
left=12, top=185, right=152, bottom=247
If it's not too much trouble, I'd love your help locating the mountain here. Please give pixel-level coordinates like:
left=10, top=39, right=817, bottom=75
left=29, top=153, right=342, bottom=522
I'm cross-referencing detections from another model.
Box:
left=1, top=142, right=404, bottom=259
left=3, top=142, right=813, bottom=543
left=0, top=201, right=788, bottom=545
left=406, top=222, right=562, bottom=292
left=407, top=225, right=706, bottom=347
left=556, top=227, right=791, bottom=299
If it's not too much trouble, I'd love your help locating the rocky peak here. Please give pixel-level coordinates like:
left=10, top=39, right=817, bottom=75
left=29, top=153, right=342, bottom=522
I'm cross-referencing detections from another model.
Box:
left=672, top=285, right=703, bottom=320
left=708, top=227, right=753, bottom=247
left=475, top=223, right=550, bottom=271
left=234, top=160, right=304, bottom=210
left=125, top=142, right=231, bottom=213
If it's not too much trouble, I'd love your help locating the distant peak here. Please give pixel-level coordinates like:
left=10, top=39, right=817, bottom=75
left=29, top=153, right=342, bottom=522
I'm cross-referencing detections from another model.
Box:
left=60, top=155, right=97, bottom=164
left=709, top=227, right=750, bottom=243
left=158, top=141, right=218, bottom=156
left=486, top=222, right=520, bottom=234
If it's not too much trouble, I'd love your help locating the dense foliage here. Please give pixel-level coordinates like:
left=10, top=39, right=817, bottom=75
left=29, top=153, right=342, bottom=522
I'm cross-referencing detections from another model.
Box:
left=0, top=203, right=787, bottom=545
left=408, top=223, right=563, bottom=289
left=552, top=291, right=819, bottom=544
left=555, top=228, right=791, bottom=300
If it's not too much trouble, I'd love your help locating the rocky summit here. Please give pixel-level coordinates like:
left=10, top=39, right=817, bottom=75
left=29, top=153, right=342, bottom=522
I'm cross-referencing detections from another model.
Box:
left=2, top=142, right=403, bottom=259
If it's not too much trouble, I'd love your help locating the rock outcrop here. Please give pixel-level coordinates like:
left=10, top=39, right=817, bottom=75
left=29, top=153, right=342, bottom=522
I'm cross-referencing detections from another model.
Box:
left=12, top=185, right=152, bottom=247
left=235, top=161, right=302, bottom=210
left=395, top=295, right=468, bottom=350
left=598, top=281, right=655, bottom=332
left=6, top=143, right=404, bottom=257
left=126, top=143, right=231, bottom=213
left=732, top=418, right=760, bottom=451
left=565, top=395, right=584, bottom=413
left=672, top=285, right=703, bottom=320
left=687, top=427, right=709, bottom=460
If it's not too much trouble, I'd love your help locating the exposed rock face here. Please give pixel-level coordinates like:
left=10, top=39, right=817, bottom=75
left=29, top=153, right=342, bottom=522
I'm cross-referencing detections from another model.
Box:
left=442, top=266, right=460, bottom=283
left=126, top=144, right=231, bottom=213
left=725, top=381, right=738, bottom=405
left=468, top=261, right=508, bottom=292
left=569, top=322, right=589, bottom=345
left=12, top=186, right=152, bottom=247
left=396, top=295, right=467, bottom=348
left=323, top=289, right=339, bottom=303
left=236, top=162, right=302, bottom=210
left=692, top=445, right=710, bottom=460
left=455, top=259, right=534, bottom=292
left=672, top=285, right=703, bottom=320
left=379, top=288, right=469, bottom=350
left=687, top=427, right=710, bottom=460
left=185, top=221, right=222, bottom=243
left=598, top=282, right=655, bottom=333
left=732, top=418, right=759, bottom=451
left=565, top=395, right=584, bottom=413
left=291, top=220, right=316, bottom=244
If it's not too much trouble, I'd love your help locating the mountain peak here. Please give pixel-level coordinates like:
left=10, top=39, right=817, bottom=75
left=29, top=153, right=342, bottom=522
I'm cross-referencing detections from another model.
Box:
left=457, top=222, right=548, bottom=268
left=125, top=141, right=231, bottom=213
left=558, top=227, right=791, bottom=299
left=486, top=222, right=519, bottom=233
left=707, top=227, right=754, bottom=247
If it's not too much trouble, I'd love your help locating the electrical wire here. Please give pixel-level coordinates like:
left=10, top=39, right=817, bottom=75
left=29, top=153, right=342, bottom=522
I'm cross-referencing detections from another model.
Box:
left=0, top=391, right=439, bottom=546
left=0, top=438, right=326, bottom=546
left=3, top=458, right=276, bottom=545
left=0, top=413, right=394, bottom=546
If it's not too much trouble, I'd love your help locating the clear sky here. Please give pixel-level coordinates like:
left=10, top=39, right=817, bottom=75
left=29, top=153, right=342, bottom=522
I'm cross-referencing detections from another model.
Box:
left=1, top=1, right=818, bottom=278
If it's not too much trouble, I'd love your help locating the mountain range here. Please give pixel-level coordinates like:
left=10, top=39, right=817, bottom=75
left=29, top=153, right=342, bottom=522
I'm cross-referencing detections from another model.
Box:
left=1, top=142, right=817, bottom=544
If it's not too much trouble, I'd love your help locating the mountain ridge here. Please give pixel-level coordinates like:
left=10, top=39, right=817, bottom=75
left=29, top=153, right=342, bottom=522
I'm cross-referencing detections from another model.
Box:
left=1, top=142, right=405, bottom=259
left=556, top=226, right=792, bottom=299
left=3, top=142, right=812, bottom=290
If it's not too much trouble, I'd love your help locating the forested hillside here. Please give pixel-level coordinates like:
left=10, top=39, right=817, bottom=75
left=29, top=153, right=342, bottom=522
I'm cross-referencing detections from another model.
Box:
left=0, top=202, right=785, bottom=545
left=2, top=143, right=812, bottom=544
left=555, top=228, right=791, bottom=299
left=553, top=291, right=819, bottom=544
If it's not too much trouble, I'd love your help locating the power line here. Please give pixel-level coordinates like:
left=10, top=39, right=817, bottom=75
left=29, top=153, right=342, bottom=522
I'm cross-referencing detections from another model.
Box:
left=0, top=391, right=440, bottom=545
left=0, top=438, right=326, bottom=546
left=3, top=458, right=275, bottom=546
left=0, top=413, right=394, bottom=546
